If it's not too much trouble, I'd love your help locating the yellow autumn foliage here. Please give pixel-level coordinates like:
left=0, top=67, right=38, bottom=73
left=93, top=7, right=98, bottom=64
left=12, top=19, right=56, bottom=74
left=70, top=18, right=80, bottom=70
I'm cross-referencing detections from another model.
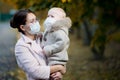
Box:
left=61, top=0, right=71, bottom=3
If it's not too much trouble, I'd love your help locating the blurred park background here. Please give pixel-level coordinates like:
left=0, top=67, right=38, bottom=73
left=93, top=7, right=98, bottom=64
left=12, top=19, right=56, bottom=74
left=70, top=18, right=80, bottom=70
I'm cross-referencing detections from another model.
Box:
left=0, top=0, right=120, bottom=80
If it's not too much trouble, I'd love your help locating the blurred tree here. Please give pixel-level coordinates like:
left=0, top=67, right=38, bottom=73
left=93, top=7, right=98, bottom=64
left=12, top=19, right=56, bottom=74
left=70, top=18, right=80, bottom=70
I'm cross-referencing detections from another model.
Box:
left=89, top=0, right=120, bottom=59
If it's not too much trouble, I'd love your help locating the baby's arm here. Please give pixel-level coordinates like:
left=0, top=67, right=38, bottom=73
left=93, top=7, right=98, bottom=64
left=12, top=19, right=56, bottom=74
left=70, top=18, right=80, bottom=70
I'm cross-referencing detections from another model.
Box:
left=43, top=30, right=69, bottom=57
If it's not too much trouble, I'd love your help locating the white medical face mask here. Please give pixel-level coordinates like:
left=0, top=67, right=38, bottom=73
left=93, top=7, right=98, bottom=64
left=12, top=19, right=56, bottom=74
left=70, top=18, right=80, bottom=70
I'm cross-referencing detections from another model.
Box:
left=43, top=17, right=56, bottom=30
left=28, top=21, right=41, bottom=34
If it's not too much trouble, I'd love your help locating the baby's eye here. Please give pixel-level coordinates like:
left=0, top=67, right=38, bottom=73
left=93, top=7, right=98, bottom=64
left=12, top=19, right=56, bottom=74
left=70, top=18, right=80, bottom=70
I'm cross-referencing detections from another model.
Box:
left=47, top=15, right=49, bottom=17
left=35, top=18, right=39, bottom=21
left=48, top=15, right=54, bottom=18
left=51, top=15, right=54, bottom=18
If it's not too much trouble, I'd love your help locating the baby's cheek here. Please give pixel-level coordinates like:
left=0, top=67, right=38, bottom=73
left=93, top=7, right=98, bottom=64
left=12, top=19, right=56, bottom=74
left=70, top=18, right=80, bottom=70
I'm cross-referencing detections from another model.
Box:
left=55, top=17, right=63, bottom=21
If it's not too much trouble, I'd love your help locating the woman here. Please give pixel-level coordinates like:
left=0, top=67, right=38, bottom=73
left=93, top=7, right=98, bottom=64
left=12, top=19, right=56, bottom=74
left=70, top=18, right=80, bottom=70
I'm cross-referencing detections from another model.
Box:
left=10, top=9, right=65, bottom=80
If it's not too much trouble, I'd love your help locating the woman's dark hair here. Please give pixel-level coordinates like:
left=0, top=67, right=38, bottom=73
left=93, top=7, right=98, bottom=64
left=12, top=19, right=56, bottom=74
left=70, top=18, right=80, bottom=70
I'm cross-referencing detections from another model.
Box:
left=10, top=9, right=34, bottom=34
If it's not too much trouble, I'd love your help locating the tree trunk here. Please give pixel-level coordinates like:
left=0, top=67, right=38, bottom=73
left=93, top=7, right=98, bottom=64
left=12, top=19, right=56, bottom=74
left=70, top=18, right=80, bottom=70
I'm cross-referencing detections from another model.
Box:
left=91, top=44, right=105, bottom=60
left=81, top=19, right=92, bottom=45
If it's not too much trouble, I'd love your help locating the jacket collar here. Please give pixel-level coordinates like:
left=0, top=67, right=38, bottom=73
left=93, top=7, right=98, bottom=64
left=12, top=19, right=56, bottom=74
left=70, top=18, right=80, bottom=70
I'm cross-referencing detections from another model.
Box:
left=21, top=34, right=43, bottom=55
left=21, top=34, right=35, bottom=44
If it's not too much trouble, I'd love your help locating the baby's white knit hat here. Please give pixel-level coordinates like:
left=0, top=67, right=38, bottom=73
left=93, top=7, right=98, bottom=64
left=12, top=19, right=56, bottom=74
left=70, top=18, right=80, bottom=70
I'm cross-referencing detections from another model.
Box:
left=48, top=7, right=66, bottom=18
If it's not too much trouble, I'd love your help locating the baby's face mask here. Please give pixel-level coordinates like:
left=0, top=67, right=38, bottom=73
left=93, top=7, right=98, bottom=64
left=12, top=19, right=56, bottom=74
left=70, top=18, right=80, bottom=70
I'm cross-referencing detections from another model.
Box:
left=43, top=17, right=56, bottom=30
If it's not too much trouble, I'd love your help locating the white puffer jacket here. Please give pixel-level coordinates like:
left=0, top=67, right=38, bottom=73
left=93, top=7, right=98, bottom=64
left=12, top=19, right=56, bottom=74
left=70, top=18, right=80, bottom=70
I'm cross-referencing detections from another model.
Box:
left=42, top=17, right=72, bottom=65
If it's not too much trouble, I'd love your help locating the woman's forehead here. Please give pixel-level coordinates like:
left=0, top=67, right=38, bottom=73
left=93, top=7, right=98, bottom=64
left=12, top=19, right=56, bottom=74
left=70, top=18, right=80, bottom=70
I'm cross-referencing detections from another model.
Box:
left=26, top=13, right=36, bottom=20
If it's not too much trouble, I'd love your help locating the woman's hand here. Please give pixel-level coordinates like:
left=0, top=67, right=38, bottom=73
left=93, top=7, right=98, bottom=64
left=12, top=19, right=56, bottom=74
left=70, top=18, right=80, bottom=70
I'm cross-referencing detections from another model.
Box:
left=59, top=65, right=66, bottom=75
left=50, top=65, right=66, bottom=74
left=50, top=72, right=62, bottom=80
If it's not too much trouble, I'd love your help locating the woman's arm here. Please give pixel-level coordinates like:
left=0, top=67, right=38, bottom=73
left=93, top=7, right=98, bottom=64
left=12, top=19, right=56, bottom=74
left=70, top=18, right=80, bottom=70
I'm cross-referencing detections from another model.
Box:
left=15, top=45, right=50, bottom=79
left=15, top=45, right=65, bottom=79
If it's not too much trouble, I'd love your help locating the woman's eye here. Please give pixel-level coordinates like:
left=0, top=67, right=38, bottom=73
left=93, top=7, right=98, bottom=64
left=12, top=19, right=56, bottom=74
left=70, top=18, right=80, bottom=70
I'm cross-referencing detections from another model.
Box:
left=30, top=21, right=33, bottom=23
left=29, top=20, right=34, bottom=23
left=30, top=19, right=37, bottom=23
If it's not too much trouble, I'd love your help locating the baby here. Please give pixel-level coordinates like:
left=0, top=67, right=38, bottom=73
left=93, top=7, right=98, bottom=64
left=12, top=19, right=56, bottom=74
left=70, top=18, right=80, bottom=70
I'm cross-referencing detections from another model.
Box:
left=42, top=7, right=72, bottom=66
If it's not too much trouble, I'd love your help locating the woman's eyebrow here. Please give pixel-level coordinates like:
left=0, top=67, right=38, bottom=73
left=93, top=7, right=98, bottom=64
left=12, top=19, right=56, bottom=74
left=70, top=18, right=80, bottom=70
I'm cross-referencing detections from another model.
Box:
left=29, top=18, right=36, bottom=22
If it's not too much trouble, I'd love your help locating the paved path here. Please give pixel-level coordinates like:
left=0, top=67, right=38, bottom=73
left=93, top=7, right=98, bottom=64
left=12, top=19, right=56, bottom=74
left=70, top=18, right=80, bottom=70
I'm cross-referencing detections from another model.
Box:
left=0, top=22, right=17, bottom=74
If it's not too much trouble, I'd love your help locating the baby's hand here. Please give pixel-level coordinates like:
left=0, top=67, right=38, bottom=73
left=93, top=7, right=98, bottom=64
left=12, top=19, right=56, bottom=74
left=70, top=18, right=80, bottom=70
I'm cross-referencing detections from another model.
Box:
left=37, top=33, right=43, bottom=41
left=42, top=50, right=45, bottom=54
left=37, top=33, right=43, bottom=38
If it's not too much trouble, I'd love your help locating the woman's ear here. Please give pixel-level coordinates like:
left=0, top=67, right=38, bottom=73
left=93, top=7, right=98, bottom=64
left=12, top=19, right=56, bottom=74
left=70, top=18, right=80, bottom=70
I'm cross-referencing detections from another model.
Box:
left=20, top=25, right=25, bottom=31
